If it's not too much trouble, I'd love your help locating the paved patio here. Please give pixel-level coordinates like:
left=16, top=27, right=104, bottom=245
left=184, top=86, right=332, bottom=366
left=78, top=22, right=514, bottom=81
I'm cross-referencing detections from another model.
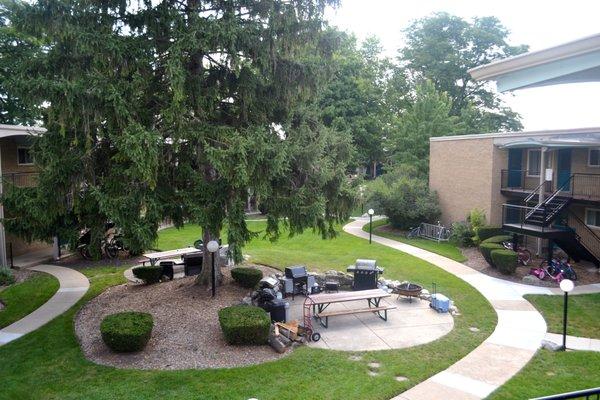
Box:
left=288, top=295, right=454, bottom=351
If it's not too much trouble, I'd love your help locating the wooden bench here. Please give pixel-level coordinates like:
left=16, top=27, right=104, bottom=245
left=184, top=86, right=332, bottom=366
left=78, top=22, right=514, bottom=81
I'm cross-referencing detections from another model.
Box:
left=317, top=305, right=396, bottom=328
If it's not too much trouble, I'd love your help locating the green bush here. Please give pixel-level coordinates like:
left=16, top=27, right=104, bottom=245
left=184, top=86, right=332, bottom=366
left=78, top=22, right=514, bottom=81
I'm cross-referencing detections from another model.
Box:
left=0, top=267, right=16, bottom=285
left=365, top=173, right=440, bottom=230
left=482, top=235, right=513, bottom=245
left=491, top=249, right=518, bottom=275
left=449, top=221, right=475, bottom=247
left=231, top=267, right=263, bottom=288
left=479, top=242, right=504, bottom=266
left=218, top=305, right=270, bottom=345
left=100, top=312, right=153, bottom=352
left=478, top=226, right=505, bottom=242
left=132, top=265, right=163, bottom=284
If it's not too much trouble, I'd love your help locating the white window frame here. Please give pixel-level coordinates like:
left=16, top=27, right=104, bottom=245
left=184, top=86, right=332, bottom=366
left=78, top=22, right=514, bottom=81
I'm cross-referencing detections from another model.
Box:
left=585, top=207, right=600, bottom=229
left=526, top=149, right=541, bottom=177
left=588, top=148, right=600, bottom=168
left=16, top=146, right=34, bottom=166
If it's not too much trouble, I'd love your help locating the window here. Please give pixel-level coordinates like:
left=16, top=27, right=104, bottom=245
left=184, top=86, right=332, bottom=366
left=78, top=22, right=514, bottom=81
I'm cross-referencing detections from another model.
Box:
left=585, top=208, right=600, bottom=228
left=527, top=149, right=541, bottom=176
left=17, top=147, right=34, bottom=165
left=589, top=148, right=600, bottom=167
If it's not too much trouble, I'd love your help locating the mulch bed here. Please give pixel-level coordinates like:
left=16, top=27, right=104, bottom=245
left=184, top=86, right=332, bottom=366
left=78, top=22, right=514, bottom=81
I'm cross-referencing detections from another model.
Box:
left=75, top=265, right=290, bottom=370
left=461, top=247, right=600, bottom=287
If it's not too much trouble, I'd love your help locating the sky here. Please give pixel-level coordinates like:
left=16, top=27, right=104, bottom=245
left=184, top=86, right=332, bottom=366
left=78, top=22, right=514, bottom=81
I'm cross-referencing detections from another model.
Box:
left=325, top=0, right=600, bottom=132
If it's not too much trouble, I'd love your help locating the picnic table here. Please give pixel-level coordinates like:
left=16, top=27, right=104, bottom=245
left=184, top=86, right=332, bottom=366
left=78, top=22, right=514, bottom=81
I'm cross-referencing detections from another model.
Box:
left=309, top=289, right=396, bottom=328
left=142, top=247, right=201, bottom=266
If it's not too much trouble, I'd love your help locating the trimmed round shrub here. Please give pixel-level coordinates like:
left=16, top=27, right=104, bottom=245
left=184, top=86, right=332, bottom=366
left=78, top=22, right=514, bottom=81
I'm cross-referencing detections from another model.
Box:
left=479, top=242, right=504, bottom=267
left=218, top=305, right=270, bottom=345
left=231, top=267, right=263, bottom=288
left=478, top=226, right=505, bottom=242
left=482, top=235, right=513, bottom=245
left=100, top=312, right=153, bottom=352
left=132, top=265, right=163, bottom=284
left=491, top=249, right=518, bottom=275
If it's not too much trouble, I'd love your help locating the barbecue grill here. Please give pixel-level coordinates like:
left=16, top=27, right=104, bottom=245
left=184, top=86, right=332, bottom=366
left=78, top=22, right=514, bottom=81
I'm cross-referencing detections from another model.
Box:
left=347, top=259, right=384, bottom=291
left=282, top=265, right=315, bottom=299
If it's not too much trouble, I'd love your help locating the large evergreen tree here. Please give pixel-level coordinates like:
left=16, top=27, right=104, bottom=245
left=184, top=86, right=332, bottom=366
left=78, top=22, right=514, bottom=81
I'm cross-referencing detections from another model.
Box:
left=3, top=0, right=353, bottom=286
left=319, top=34, right=390, bottom=178
left=399, top=12, right=528, bottom=133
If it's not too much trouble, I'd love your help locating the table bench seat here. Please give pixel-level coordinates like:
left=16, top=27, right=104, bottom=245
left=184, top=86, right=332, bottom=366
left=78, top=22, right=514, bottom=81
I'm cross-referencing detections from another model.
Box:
left=317, top=305, right=396, bottom=328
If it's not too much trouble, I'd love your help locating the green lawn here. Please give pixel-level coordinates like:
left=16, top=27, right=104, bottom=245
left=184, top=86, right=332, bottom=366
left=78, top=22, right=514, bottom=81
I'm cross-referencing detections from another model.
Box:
left=0, top=272, right=60, bottom=329
left=364, top=219, right=467, bottom=262
left=0, top=222, right=496, bottom=400
left=525, top=293, right=600, bottom=339
left=489, top=350, right=600, bottom=399
left=364, top=220, right=600, bottom=399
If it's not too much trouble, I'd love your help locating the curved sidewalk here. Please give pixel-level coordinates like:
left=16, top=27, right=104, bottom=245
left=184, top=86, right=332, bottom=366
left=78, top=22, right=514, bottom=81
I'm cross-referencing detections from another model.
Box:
left=344, top=219, right=548, bottom=400
left=0, top=264, right=89, bottom=346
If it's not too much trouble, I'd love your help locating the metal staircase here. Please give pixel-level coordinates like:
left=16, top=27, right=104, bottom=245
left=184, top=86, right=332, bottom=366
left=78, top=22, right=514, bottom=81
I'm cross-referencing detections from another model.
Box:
left=506, top=175, right=600, bottom=267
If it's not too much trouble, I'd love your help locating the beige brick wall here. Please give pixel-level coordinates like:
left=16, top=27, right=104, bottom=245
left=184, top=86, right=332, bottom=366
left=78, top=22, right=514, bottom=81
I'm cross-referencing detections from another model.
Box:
left=429, top=137, right=505, bottom=226
left=0, top=137, right=37, bottom=174
left=5, top=233, right=51, bottom=257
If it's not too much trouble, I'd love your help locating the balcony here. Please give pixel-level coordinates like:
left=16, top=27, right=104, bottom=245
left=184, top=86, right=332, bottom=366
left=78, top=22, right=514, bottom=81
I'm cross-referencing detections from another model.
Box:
left=500, top=170, right=600, bottom=202
left=2, top=172, right=39, bottom=189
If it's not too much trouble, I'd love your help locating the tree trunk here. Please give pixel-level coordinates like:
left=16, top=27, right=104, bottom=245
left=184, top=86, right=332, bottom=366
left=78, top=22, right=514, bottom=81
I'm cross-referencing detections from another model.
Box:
left=195, top=227, right=224, bottom=288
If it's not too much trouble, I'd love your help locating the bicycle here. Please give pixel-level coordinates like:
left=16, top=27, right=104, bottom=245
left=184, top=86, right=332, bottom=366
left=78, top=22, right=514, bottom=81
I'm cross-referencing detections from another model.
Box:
left=406, top=226, right=421, bottom=239
left=502, top=241, right=532, bottom=266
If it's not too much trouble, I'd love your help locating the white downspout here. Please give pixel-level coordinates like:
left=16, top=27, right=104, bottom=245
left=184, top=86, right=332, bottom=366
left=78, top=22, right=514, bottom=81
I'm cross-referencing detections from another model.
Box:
left=537, top=147, right=547, bottom=256
left=0, top=144, right=7, bottom=267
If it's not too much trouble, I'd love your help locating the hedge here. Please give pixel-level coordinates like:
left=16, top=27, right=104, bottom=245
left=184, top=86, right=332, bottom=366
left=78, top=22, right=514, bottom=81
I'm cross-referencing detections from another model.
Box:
left=100, top=311, right=153, bottom=352
left=479, top=242, right=504, bottom=267
left=482, top=235, right=513, bottom=245
left=477, top=226, right=505, bottom=242
left=231, top=267, right=263, bottom=288
left=132, top=265, right=163, bottom=284
left=218, top=305, right=270, bottom=345
left=491, top=249, right=518, bottom=275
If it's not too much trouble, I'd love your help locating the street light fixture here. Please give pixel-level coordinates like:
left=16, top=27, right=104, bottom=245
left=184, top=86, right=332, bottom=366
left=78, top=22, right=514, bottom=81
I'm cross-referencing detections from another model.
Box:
left=368, top=208, right=374, bottom=244
left=559, top=278, right=574, bottom=351
left=207, top=240, right=219, bottom=298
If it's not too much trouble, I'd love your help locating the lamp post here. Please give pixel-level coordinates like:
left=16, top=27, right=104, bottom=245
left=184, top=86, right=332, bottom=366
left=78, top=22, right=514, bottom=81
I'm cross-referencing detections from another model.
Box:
left=368, top=208, right=374, bottom=244
left=207, top=240, right=220, bottom=298
left=559, top=279, right=574, bottom=351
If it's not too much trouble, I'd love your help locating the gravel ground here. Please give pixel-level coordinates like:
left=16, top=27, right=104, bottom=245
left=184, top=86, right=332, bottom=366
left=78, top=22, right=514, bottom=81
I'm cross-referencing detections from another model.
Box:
left=461, top=247, right=600, bottom=286
left=75, top=265, right=290, bottom=370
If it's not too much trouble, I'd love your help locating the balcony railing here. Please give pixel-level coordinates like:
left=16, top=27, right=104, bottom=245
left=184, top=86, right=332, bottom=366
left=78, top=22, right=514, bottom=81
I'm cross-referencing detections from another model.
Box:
left=501, top=169, right=552, bottom=193
left=1, top=172, right=39, bottom=189
left=501, top=170, right=600, bottom=201
left=502, top=203, right=560, bottom=234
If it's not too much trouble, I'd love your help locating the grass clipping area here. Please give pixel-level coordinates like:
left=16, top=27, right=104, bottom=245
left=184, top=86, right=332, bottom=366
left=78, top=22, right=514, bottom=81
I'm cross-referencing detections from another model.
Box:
left=0, top=272, right=60, bottom=329
left=0, top=222, right=496, bottom=400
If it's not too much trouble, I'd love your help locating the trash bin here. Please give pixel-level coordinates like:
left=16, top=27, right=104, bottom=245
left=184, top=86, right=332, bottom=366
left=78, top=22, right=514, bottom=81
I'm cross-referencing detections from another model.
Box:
left=268, top=299, right=289, bottom=323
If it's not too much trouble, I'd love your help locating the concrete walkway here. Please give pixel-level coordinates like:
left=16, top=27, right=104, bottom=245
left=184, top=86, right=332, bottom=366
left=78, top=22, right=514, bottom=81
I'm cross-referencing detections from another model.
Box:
left=0, top=264, right=89, bottom=346
left=344, top=218, right=549, bottom=400
left=545, top=332, right=600, bottom=352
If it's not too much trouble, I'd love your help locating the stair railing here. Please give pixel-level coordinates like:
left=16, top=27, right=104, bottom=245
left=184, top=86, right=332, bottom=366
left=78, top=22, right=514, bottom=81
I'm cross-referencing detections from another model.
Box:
left=524, top=180, right=547, bottom=205
left=525, top=175, right=574, bottom=222
left=567, top=210, right=600, bottom=264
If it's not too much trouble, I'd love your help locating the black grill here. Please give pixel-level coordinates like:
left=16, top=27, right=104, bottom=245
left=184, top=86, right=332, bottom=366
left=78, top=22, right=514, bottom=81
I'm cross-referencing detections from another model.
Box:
left=347, top=259, right=384, bottom=290
left=284, top=265, right=308, bottom=298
